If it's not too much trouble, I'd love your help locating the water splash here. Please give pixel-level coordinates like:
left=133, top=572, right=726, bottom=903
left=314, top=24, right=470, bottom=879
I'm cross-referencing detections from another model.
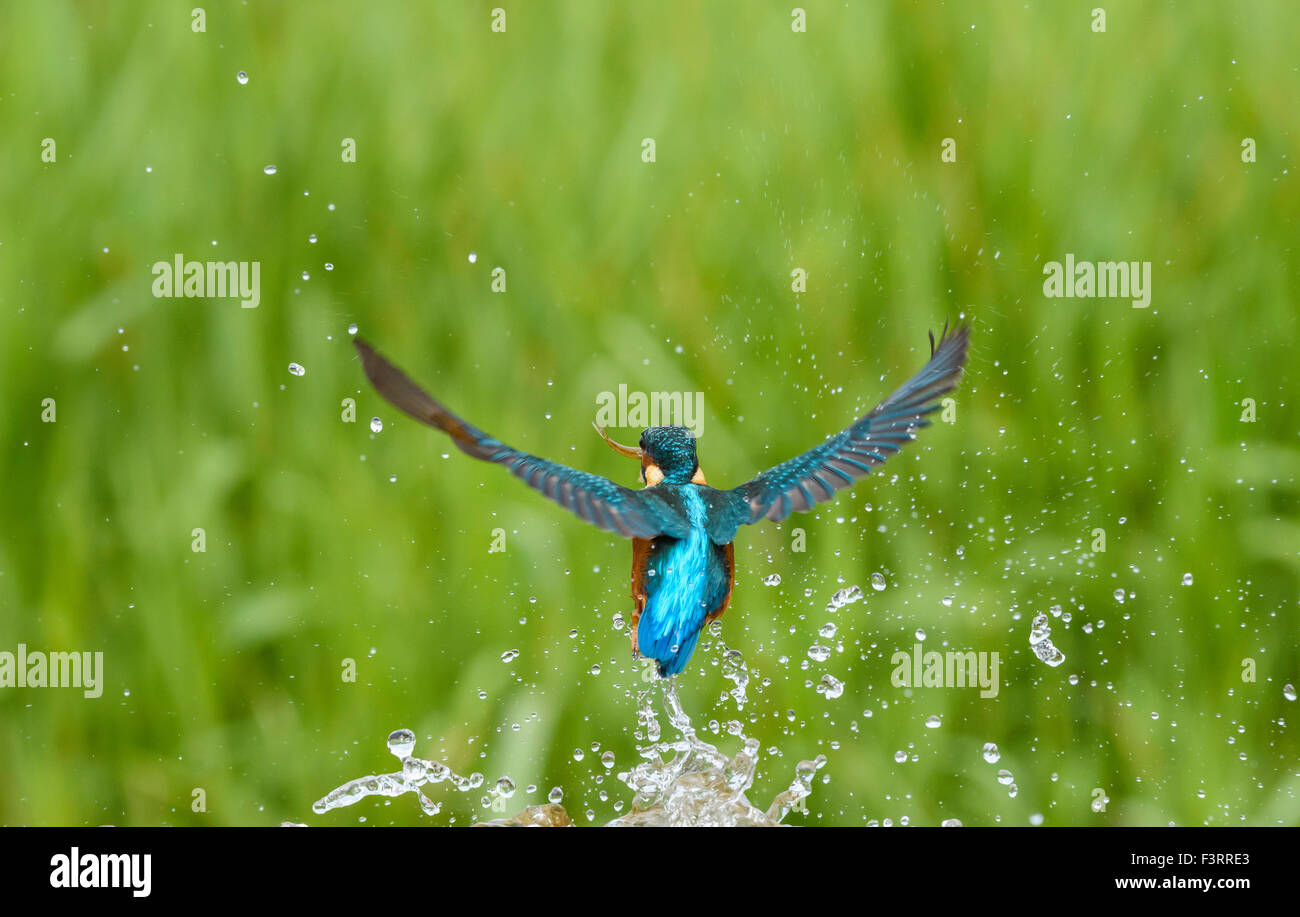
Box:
left=312, top=727, right=481, bottom=817
left=314, top=675, right=827, bottom=826
left=476, top=804, right=573, bottom=827
left=1028, top=613, right=1066, bottom=667
left=720, top=644, right=750, bottom=709
left=826, top=585, right=863, bottom=612
left=313, top=609, right=851, bottom=826
left=606, top=678, right=826, bottom=826
left=817, top=674, right=844, bottom=699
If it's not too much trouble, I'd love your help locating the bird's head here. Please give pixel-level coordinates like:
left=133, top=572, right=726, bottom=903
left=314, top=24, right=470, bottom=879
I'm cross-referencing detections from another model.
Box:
left=594, top=423, right=706, bottom=486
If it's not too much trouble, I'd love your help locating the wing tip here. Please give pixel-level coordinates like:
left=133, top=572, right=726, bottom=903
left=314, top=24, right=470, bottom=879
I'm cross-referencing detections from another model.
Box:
left=351, top=334, right=377, bottom=364
left=351, top=335, right=392, bottom=392
left=931, top=319, right=972, bottom=358
left=927, top=320, right=972, bottom=387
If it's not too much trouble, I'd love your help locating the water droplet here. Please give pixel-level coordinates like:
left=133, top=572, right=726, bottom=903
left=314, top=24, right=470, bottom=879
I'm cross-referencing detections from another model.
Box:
left=1181, top=572, right=1193, bottom=586
left=288, top=362, right=305, bottom=376
left=547, top=786, right=563, bottom=804
left=982, top=742, right=1000, bottom=764
left=1036, top=643, right=1066, bottom=666
left=263, top=165, right=277, bottom=175
left=388, top=474, right=397, bottom=483
left=308, top=233, right=318, bottom=244
left=870, top=572, right=887, bottom=591
left=996, top=768, right=1015, bottom=786
left=370, top=417, right=383, bottom=433
left=1285, top=684, right=1297, bottom=701
left=325, top=262, right=334, bottom=271
left=914, top=627, right=926, bottom=641
left=807, top=645, right=832, bottom=663
left=501, top=649, right=519, bottom=663
left=941, top=595, right=953, bottom=607
left=1029, top=614, right=1051, bottom=645
left=1113, top=588, right=1126, bottom=603
left=601, top=751, right=616, bottom=769
left=347, top=322, right=358, bottom=335
left=236, top=70, right=249, bottom=85
left=819, top=622, right=837, bottom=639
left=762, top=573, right=781, bottom=586
left=817, top=674, right=844, bottom=699
left=572, top=748, right=584, bottom=762
left=1027, top=613, right=1067, bottom=665
left=468, top=252, right=478, bottom=263
left=826, top=585, right=863, bottom=611
left=301, top=271, right=310, bottom=281
left=386, top=728, right=416, bottom=759
left=941, top=817, right=963, bottom=827
left=925, top=715, right=941, bottom=728
left=894, top=750, right=908, bottom=764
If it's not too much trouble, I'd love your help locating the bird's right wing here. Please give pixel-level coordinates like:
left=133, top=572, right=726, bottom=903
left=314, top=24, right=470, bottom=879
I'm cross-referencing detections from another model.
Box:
left=701, top=323, right=970, bottom=544
left=354, top=338, right=690, bottom=540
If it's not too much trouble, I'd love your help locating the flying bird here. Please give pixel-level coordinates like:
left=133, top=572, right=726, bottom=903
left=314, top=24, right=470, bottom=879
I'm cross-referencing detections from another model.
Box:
left=354, top=324, right=969, bottom=677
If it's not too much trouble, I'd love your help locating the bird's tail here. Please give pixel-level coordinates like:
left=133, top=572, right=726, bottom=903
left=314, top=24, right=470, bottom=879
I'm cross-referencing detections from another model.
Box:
left=637, top=599, right=707, bottom=677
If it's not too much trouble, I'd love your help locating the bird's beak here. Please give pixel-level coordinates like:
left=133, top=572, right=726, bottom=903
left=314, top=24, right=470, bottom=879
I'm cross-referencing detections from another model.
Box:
left=592, top=423, right=643, bottom=459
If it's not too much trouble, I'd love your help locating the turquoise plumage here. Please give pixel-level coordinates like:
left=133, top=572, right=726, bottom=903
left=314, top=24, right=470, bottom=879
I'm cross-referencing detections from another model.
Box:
left=354, top=323, right=970, bottom=677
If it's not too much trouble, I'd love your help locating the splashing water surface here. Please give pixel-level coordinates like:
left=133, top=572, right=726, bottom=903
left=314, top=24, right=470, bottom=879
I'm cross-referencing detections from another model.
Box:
left=599, top=677, right=826, bottom=826
left=313, top=638, right=827, bottom=826
left=311, top=727, right=481, bottom=817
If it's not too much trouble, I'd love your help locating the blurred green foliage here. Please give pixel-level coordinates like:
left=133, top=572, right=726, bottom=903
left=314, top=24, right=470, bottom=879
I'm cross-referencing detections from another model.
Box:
left=0, top=1, right=1296, bottom=826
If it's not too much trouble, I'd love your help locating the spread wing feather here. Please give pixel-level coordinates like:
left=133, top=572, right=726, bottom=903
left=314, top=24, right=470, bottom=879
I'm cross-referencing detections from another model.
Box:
left=702, top=324, right=970, bottom=544
left=354, top=338, right=690, bottom=540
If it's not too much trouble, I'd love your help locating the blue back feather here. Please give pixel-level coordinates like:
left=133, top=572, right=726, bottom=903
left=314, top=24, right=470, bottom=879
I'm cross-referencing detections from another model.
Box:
left=637, top=487, right=730, bottom=675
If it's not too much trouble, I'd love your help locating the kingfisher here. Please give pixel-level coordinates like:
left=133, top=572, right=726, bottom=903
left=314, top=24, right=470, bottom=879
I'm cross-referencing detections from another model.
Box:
left=354, top=324, right=969, bottom=677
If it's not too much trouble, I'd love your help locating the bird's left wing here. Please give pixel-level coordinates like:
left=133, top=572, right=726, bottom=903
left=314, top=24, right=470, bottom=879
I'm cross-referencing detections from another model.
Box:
left=701, top=323, right=970, bottom=545
left=354, top=338, right=690, bottom=540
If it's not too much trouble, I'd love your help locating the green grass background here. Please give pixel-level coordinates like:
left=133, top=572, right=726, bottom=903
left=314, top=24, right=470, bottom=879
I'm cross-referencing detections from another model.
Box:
left=0, top=1, right=1296, bottom=826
